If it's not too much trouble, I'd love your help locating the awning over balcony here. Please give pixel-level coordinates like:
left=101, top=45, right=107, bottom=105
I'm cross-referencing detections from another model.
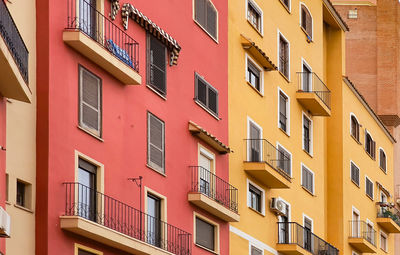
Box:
left=188, top=121, right=231, bottom=154
left=240, top=34, right=277, bottom=71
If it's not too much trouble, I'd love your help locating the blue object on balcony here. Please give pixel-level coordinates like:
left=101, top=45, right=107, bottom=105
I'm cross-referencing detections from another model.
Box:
left=106, top=39, right=133, bottom=68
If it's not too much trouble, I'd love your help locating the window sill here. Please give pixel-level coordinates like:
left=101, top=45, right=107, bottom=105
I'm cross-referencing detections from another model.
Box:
left=381, top=248, right=388, bottom=253
left=303, top=149, right=313, bottom=158
left=246, top=81, right=264, bottom=97
left=77, top=126, right=104, bottom=142
left=146, top=84, right=167, bottom=101
left=278, top=0, right=291, bottom=13
left=279, top=127, right=290, bottom=137
left=365, top=151, right=376, bottom=161
left=379, top=167, right=387, bottom=175
left=5, top=201, right=11, bottom=205
left=301, top=186, right=315, bottom=197
left=195, top=244, right=219, bottom=254
left=278, top=71, right=290, bottom=83
left=248, top=206, right=265, bottom=217
left=300, top=27, right=313, bottom=43
left=14, top=204, right=33, bottom=213
left=246, top=20, right=263, bottom=37
left=194, top=100, right=220, bottom=121
left=366, top=194, right=374, bottom=201
left=351, top=179, right=360, bottom=188
left=193, top=20, right=219, bottom=44
left=351, top=135, right=362, bottom=145
left=146, top=164, right=167, bottom=177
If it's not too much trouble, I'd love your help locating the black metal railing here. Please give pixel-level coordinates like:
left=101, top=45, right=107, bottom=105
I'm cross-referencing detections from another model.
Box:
left=297, top=72, right=331, bottom=109
left=66, top=0, right=139, bottom=71
left=244, top=139, right=291, bottom=180
left=0, top=0, right=29, bottom=84
left=277, top=222, right=339, bottom=255
left=349, top=220, right=376, bottom=247
left=377, top=202, right=400, bottom=227
left=190, top=166, right=238, bottom=213
left=63, top=182, right=191, bottom=255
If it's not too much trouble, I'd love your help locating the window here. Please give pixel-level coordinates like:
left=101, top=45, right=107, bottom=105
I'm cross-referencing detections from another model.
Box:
left=195, top=73, right=218, bottom=116
left=303, top=217, right=312, bottom=252
left=380, top=231, right=387, bottom=252
left=248, top=183, right=262, bottom=213
left=194, top=0, right=218, bottom=40
left=279, top=90, right=289, bottom=133
left=16, top=180, right=26, bottom=207
left=251, top=245, right=263, bottom=255
left=78, top=249, right=97, bottom=255
left=350, top=161, right=360, bottom=186
left=147, top=194, right=162, bottom=247
left=301, top=165, right=314, bottom=194
left=248, top=119, right=262, bottom=162
left=277, top=145, right=291, bottom=176
left=352, top=209, right=360, bottom=237
left=195, top=216, right=217, bottom=251
left=278, top=33, right=289, bottom=79
left=303, top=114, right=312, bottom=154
left=79, top=66, right=102, bottom=137
left=279, top=0, right=290, bottom=11
left=365, top=176, right=374, bottom=200
left=278, top=200, right=290, bottom=243
left=147, top=34, right=166, bottom=96
left=78, top=158, right=97, bottom=221
left=198, top=146, right=215, bottom=196
left=247, top=0, right=262, bottom=33
left=365, top=132, right=376, bottom=159
left=366, top=221, right=374, bottom=243
left=379, top=149, right=386, bottom=172
left=301, top=63, right=312, bottom=91
left=350, top=115, right=360, bottom=141
left=246, top=57, right=262, bottom=93
left=348, top=9, right=358, bottom=19
left=75, top=244, right=102, bottom=255
left=79, top=0, right=98, bottom=40
left=300, top=4, right=312, bottom=39
left=147, top=113, right=165, bottom=173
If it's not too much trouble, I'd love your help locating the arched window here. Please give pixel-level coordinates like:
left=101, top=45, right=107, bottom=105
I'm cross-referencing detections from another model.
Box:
left=350, top=115, right=359, bottom=141
left=300, top=4, right=312, bottom=39
left=365, top=132, right=376, bottom=159
left=380, top=149, right=387, bottom=172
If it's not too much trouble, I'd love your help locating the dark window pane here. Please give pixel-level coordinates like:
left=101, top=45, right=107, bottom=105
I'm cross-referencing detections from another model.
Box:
left=208, top=88, right=217, bottom=114
left=148, top=36, right=166, bottom=94
left=78, top=249, right=96, bottom=255
left=196, top=218, right=215, bottom=250
left=206, top=1, right=217, bottom=38
left=16, top=181, right=25, bottom=207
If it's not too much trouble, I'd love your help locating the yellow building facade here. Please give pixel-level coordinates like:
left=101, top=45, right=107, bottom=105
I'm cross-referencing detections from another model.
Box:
left=228, top=0, right=397, bottom=254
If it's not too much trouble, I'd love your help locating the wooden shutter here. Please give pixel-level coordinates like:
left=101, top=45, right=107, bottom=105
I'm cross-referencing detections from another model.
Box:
left=196, top=218, right=215, bottom=250
left=208, top=86, right=218, bottom=115
left=149, top=36, right=166, bottom=94
left=195, top=0, right=206, bottom=27
left=80, top=67, right=101, bottom=136
left=302, top=166, right=313, bottom=193
left=351, top=163, right=359, bottom=185
left=306, top=10, right=312, bottom=37
left=206, top=0, right=217, bottom=39
left=251, top=246, right=263, bottom=255
left=195, top=74, right=218, bottom=116
left=196, top=75, right=207, bottom=105
left=148, top=113, right=165, bottom=172
left=372, top=140, right=376, bottom=159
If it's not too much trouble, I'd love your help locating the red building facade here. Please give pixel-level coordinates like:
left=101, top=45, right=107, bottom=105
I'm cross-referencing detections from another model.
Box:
left=36, top=0, right=234, bottom=255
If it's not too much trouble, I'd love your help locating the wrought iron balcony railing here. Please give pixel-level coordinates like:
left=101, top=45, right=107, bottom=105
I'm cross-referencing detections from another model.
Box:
left=349, top=220, right=376, bottom=247
left=297, top=72, right=331, bottom=109
left=377, top=202, right=400, bottom=227
left=66, top=0, right=139, bottom=71
left=277, top=222, right=338, bottom=255
left=0, top=0, right=29, bottom=84
left=190, top=166, right=238, bottom=213
left=244, top=139, right=291, bottom=180
left=63, top=182, right=191, bottom=255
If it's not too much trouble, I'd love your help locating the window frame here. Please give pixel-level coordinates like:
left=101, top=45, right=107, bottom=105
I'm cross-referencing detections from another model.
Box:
left=194, top=212, right=220, bottom=253
left=299, top=2, right=313, bottom=40
left=246, top=0, right=263, bottom=35
left=350, top=160, right=360, bottom=187
left=352, top=206, right=360, bottom=237
left=75, top=243, right=103, bottom=255
left=279, top=0, right=291, bottom=12
left=301, top=163, right=314, bottom=195
left=247, top=179, right=265, bottom=215
left=147, top=112, right=166, bottom=174
left=193, top=0, right=219, bottom=42
left=276, top=142, right=292, bottom=177
left=277, top=30, right=290, bottom=81
left=365, top=175, right=374, bottom=200
left=249, top=244, right=264, bottom=255
left=16, top=180, right=27, bottom=208
left=364, top=130, right=376, bottom=159
left=247, top=116, right=263, bottom=162
left=245, top=54, right=264, bottom=95
left=146, top=34, right=167, bottom=98
left=278, top=87, right=290, bottom=135
left=302, top=112, right=313, bottom=155
left=379, top=148, right=387, bottom=173
left=380, top=230, right=388, bottom=252
left=350, top=113, right=360, bottom=142
left=78, top=65, right=102, bottom=138
left=194, top=73, right=219, bottom=118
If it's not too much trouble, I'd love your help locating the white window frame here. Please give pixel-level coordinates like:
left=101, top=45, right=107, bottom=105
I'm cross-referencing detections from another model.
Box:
left=277, top=197, right=291, bottom=242
left=364, top=129, right=375, bottom=157
left=301, top=163, right=315, bottom=195
left=380, top=230, right=388, bottom=252
left=279, top=0, right=291, bottom=12
left=245, top=53, right=264, bottom=95
left=276, top=142, right=292, bottom=178
left=302, top=213, right=314, bottom=250
left=193, top=212, right=220, bottom=253
left=246, top=0, right=263, bottom=35
left=301, top=58, right=313, bottom=90
left=277, top=87, right=290, bottom=136
left=299, top=2, right=313, bottom=40
left=365, top=175, right=374, bottom=200
left=247, top=116, right=263, bottom=161
left=302, top=112, right=313, bottom=155
left=247, top=179, right=265, bottom=215
left=352, top=206, right=360, bottom=237
left=379, top=147, right=387, bottom=173
left=349, top=113, right=360, bottom=140
left=277, top=29, right=290, bottom=81
left=249, top=243, right=264, bottom=255
left=349, top=160, right=360, bottom=187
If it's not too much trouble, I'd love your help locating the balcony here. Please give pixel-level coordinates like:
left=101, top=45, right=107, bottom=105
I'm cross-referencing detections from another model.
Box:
left=188, top=166, right=239, bottom=222
left=64, top=0, right=141, bottom=85
left=243, top=139, right=291, bottom=189
left=60, top=182, right=191, bottom=255
left=348, top=220, right=377, bottom=253
left=276, top=222, right=338, bottom=255
left=296, top=72, right=331, bottom=116
left=376, top=202, right=400, bottom=233
left=0, top=0, right=31, bottom=103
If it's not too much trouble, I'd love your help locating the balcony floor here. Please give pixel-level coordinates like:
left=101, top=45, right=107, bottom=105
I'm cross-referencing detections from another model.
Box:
left=296, top=92, right=330, bottom=116
left=376, top=217, right=400, bottom=233
left=348, top=237, right=377, bottom=253
left=243, top=162, right=291, bottom=189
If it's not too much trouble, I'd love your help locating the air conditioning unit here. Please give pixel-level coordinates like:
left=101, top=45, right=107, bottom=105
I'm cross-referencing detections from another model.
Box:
left=0, top=206, right=10, bottom=238
left=270, top=197, right=286, bottom=216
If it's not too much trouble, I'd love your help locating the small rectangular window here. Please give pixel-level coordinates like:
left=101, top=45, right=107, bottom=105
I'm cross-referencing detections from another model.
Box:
left=247, top=1, right=262, bottom=32
left=147, top=113, right=165, bottom=173
left=251, top=245, right=263, bottom=255
left=380, top=232, right=387, bottom=251
left=351, top=162, right=360, bottom=186
left=277, top=145, right=291, bottom=176
left=248, top=183, right=262, bottom=212
left=279, top=92, right=288, bottom=132
left=247, top=58, right=262, bottom=92
left=279, top=35, right=289, bottom=79
left=195, top=73, right=219, bottom=116
left=79, top=66, right=102, bottom=137
left=303, top=115, right=311, bottom=154
left=300, top=5, right=312, bottom=38
left=301, top=165, right=314, bottom=194
left=248, top=120, right=262, bottom=162
left=16, top=180, right=31, bottom=209
left=365, top=177, right=374, bottom=199
left=194, top=0, right=218, bottom=40
left=365, top=133, right=376, bottom=159
left=147, top=34, right=167, bottom=96
left=196, top=217, right=216, bottom=251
